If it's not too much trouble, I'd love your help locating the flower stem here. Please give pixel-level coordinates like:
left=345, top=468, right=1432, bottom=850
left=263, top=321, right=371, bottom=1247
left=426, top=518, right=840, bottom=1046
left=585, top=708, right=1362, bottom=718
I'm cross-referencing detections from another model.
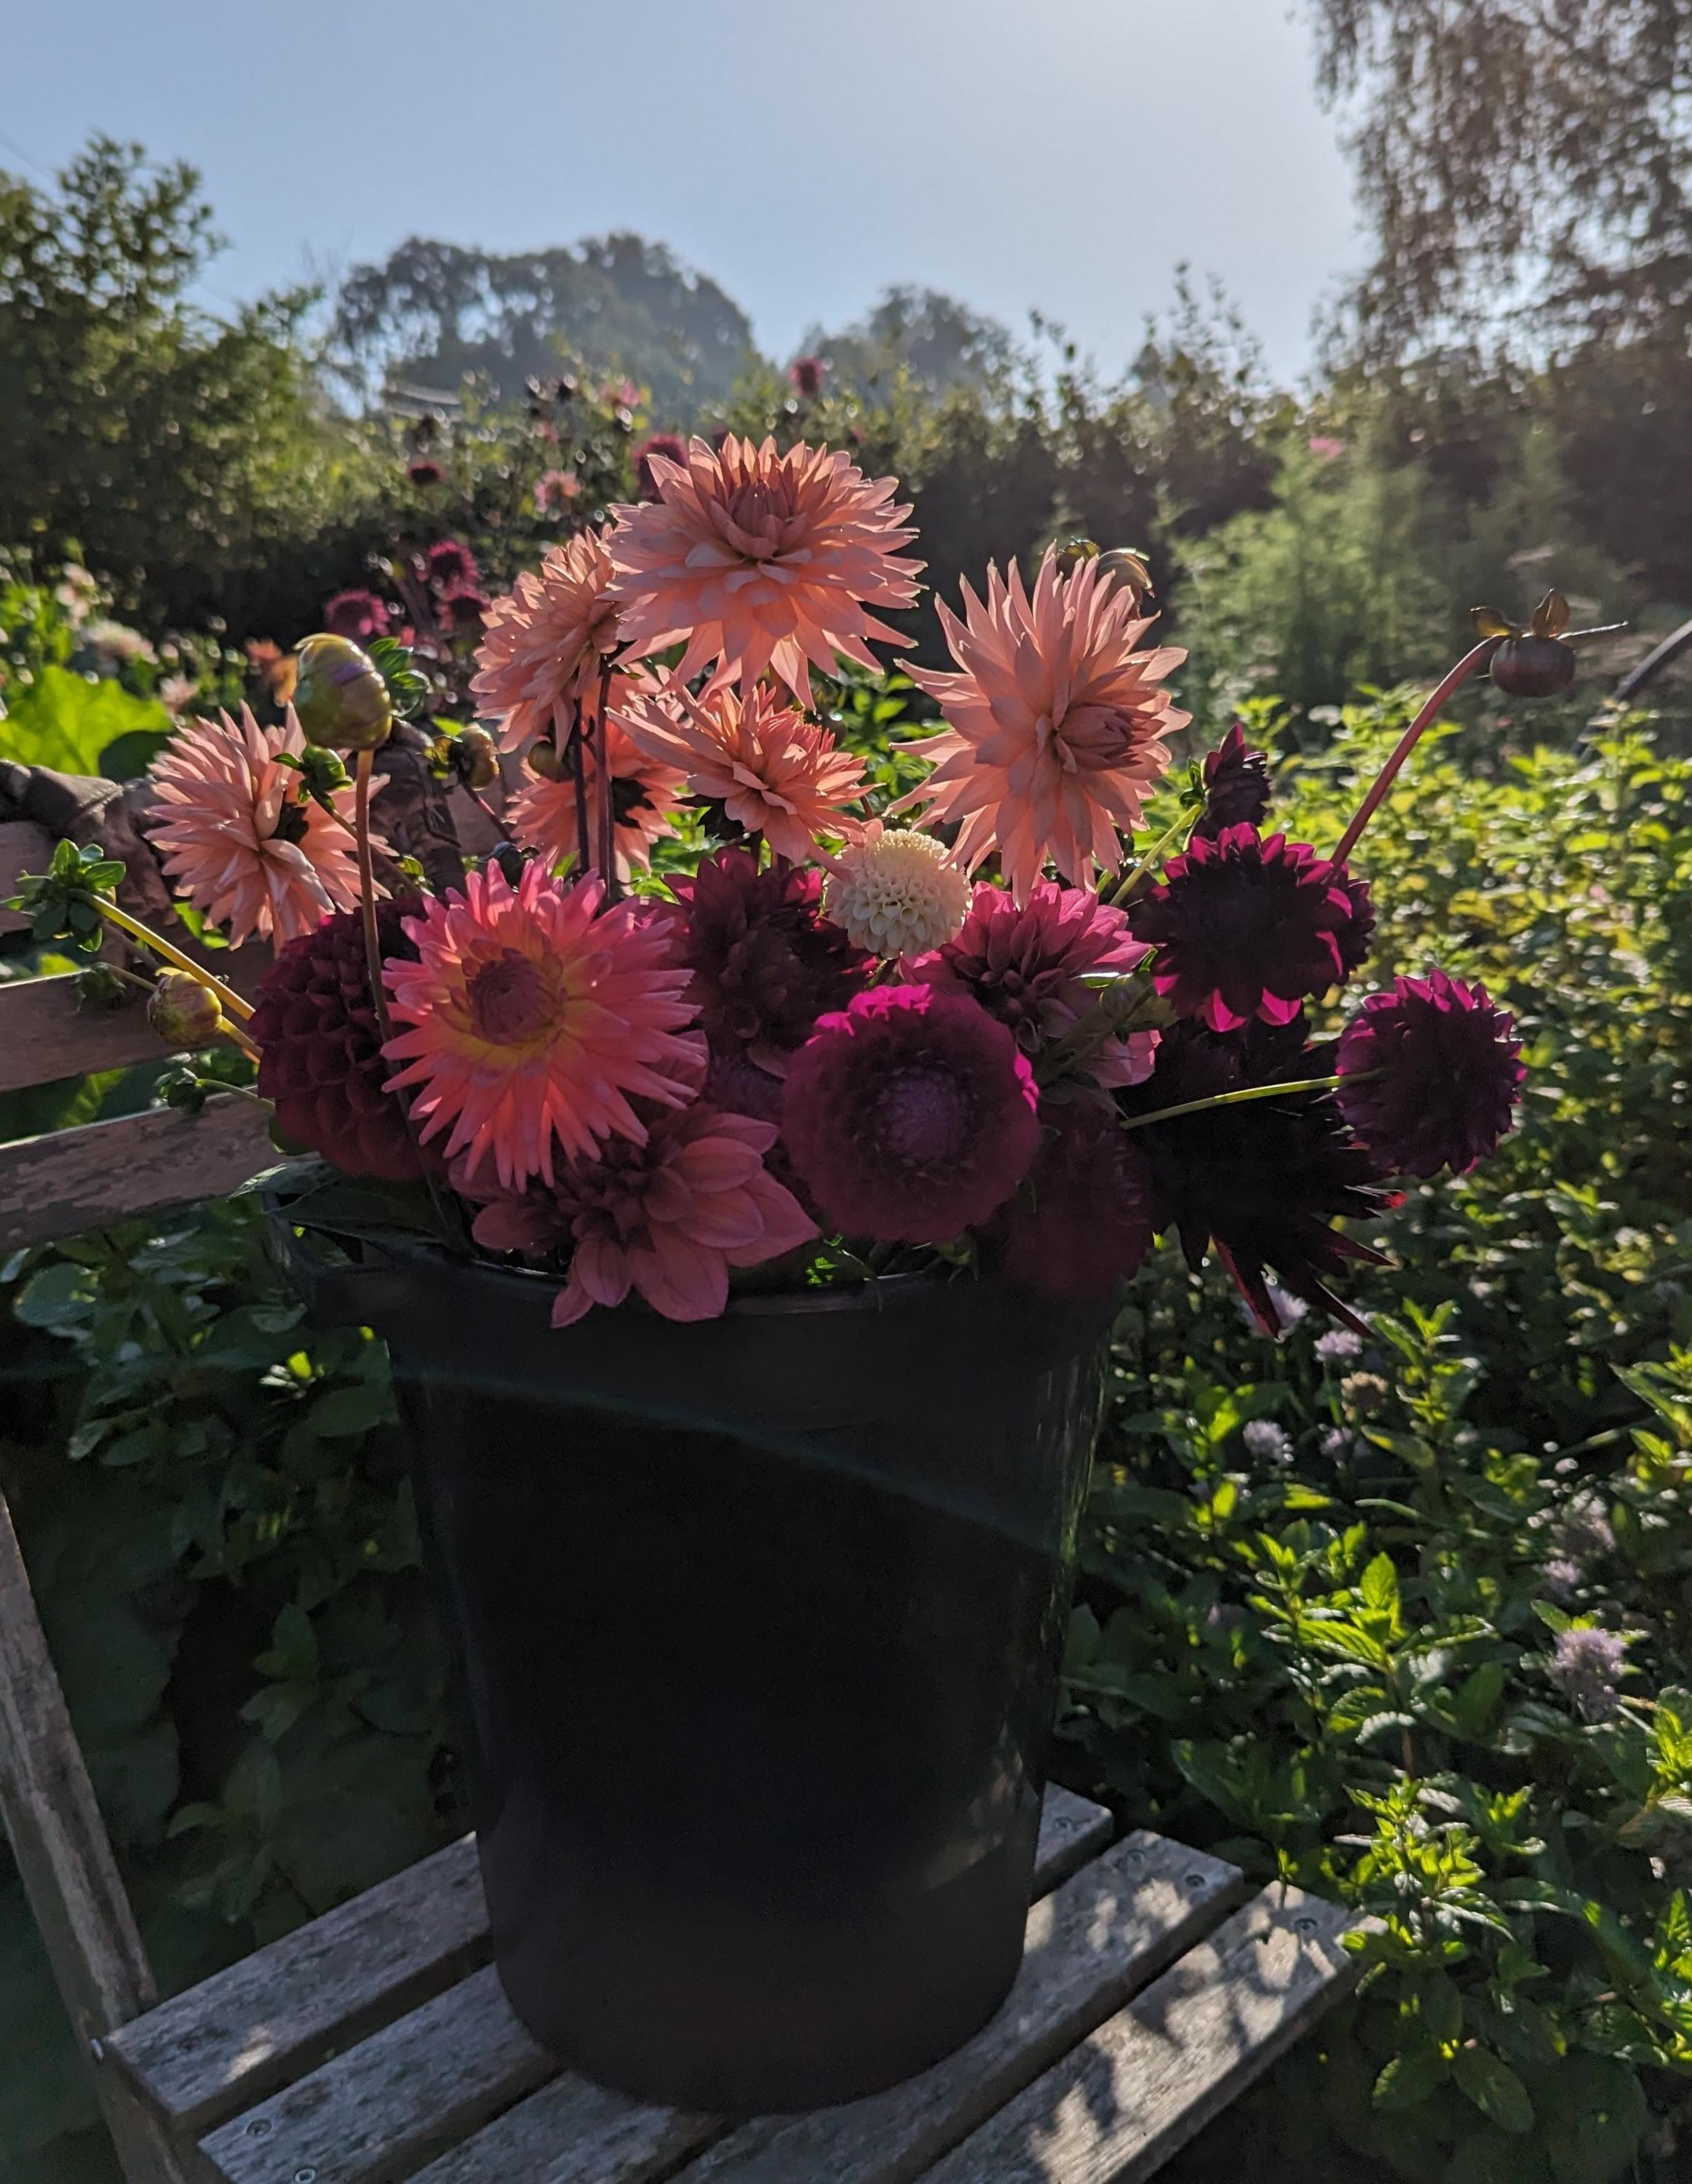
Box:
left=567, top=720, right=592, bottom=877
left=1331, top=638, right=1499, bottom=867
left=1103, top=803, right=1201, bottom=907
left=354, top=748, right=394, bottom=1049
left=595, top=659, right=618, bottom=903
left=96, top=901, right=255, bottom=1023
left=1119, top=1071, right=1351, bottom=1132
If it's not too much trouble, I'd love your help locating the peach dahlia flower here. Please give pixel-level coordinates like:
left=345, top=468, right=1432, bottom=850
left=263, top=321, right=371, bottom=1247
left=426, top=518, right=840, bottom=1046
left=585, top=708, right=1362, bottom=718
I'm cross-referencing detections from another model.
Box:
left=471, top=525, right=621, bottom=750
left=615, top=678, right=868, bottom=865
left=505, top=699, right=686, bottom=880
left=606, top=434, right=923, bottom=704
left=146, top=704, right=376, bottom=948
left=895, top=549, right=1188, bottom=901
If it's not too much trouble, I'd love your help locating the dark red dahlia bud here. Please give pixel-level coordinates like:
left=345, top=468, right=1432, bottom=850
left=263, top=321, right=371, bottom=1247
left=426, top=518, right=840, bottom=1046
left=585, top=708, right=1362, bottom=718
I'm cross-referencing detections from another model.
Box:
left=1336, top=968, right=1524, bottom=1178
left=146, top=969, right=224, bottom=1048
left=1490, top=635, right=1576, bottom=697
left=1193, top=723, right=1271, bottom=838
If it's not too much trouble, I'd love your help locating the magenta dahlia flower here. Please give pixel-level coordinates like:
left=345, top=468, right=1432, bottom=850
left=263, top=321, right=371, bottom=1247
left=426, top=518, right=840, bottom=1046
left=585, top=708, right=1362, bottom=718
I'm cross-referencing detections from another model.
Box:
left=1001, top=1097, right=1154, bottom=1299
left=782, top=985, right=1041, bottom=1243
left=425, top=539, right=480, bottom=592
left=910, top=879, right=1156, bottom=1088
left=1192, top=723, right=1271, bottom=839
left=1128, top=826, right=1365, bottom=1033
left=1336, top=969, right=1525, bottom=1177
left=322, top=589, right=391, bottom=643
left=667, top=849, right=872, bottom=1073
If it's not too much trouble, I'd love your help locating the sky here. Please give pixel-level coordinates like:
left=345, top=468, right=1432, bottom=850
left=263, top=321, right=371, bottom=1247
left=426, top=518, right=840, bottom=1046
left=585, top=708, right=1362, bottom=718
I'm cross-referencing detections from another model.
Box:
left=5, top=0, right=1362, bottom=385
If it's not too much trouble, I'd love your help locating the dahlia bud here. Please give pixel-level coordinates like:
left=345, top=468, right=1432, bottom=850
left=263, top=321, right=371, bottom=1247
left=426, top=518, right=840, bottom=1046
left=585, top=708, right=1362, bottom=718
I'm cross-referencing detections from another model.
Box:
left=526, top=738, right=568, bottom=782
left=1490, top=635, right=1576, bottom=698
left=292, top=633, right=393, bottom=752
left=147, top=970, right=225, bottom=1049
left=452, top=726, right=500, bottom=790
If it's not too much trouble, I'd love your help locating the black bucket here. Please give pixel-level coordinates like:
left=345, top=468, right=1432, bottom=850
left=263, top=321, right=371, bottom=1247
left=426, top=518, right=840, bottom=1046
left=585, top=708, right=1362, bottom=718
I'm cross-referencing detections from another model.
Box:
left=290, top=1231, right=1109, bottom=2112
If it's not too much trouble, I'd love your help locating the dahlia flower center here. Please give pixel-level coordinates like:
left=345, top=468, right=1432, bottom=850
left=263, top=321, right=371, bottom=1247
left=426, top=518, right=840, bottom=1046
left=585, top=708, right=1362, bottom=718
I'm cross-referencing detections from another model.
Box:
left=1040, top=702, right=1140, bottom=774
left=467, top=949, right=560, bottom=1046
left=876, top=1067, right=971, bottom=1168
left=720, top=480, right=795, bottom=561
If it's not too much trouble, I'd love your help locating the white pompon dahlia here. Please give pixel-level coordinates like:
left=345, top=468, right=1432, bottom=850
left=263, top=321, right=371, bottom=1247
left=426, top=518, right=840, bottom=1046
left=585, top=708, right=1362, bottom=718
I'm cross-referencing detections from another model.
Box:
left=823, top=821, right=971, bottom=957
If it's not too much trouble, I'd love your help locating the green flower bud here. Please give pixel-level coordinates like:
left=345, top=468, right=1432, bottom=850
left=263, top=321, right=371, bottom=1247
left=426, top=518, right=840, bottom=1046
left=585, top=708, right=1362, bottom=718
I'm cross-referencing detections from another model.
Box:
left=292, top=634, right=394, bottom=753
left=146, top=970, right=225, bottom=1049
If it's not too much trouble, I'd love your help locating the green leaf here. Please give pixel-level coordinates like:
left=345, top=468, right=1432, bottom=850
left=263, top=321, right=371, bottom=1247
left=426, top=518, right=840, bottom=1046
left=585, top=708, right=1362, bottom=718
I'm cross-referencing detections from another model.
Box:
left=10, top=1261, right=95, bottom=1329
left=1450, top=2045, right=1533, bottom=2134
left=1373, top=2044, right=1450, bottom=2108
left=1, top=664, right=172, bottom=777
left=98, top=727, right=174, bottom=781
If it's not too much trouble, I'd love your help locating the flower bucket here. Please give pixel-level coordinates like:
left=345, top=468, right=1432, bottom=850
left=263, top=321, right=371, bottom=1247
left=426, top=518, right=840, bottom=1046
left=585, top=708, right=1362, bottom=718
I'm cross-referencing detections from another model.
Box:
left=287, top=1229, right=1110, bottom=2112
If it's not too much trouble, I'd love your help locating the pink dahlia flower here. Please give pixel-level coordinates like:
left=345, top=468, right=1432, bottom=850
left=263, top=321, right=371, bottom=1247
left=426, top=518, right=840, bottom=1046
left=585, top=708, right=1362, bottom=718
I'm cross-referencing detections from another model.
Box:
left=462, top=1104, right=816, bottom=1326
left=507, top=694, right=685, bottom=880
left=424, top=539, right=479, bottom=592
left=1336, top=969, right=1525, bottom=1178
left=616, top=678, right=868, bottom=864
left=894, top=549, right=1187, bottom=901
left=533, top=468, right=581, bottom=514
left=782, top=985, right=1041, bottom=1243
left=147, top=704, right=378, bottom=948
left=1001, top=1097, right=1154, bottom=1299
left=606, top=433, right=923, bottom=704
left=910, top=879, right=1157, bottom=1089
left=382, top=860, right=705, bottom=1191
left=471, top=527, right=621, bottom=751
left=322, top=589, right=391, bottom=643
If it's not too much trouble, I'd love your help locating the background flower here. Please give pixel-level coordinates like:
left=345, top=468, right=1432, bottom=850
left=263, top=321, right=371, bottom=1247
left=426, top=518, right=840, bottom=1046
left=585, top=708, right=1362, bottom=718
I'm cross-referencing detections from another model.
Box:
left=321, top=589, right=390, bottom=643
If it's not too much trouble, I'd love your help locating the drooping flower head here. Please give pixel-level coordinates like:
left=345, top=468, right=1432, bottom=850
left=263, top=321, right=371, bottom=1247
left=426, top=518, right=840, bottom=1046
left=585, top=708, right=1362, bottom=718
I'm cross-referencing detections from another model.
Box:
left=506, top=695, right=685, bottom=879
left=911, top=880, right=1157, bottom=1089
left=381, top=860, right=705, bottom=1190
left=667, top=849, right=872, bottom=1073
left=472, top=526, right=621, bottom=751
left=147, top=704, right=376, bottom=948
left=1001, top=1095, right=1155, bottom=1300
left=1335, top=969, right=1525, bottom=1177
left=632, top=432, right=688, bottom=500
left=1129, top=827, right=1365, bottom=1033
left=607, top=434, right=924, bottom=704
left=782, top=985, right=1041, bottom=1242
left=895, top=549, right=1186, bottom=900
left=253, top=901, right=433, bottom=1183
left=322, top=589, right=391, bottom=644
left=616, top=679, right=869, bottom=864
left=1192, top=722, right=1271, bottom=839
left=822, top=820, right=972, bottom=958
left=461, top=1103, right=816, bottom=1326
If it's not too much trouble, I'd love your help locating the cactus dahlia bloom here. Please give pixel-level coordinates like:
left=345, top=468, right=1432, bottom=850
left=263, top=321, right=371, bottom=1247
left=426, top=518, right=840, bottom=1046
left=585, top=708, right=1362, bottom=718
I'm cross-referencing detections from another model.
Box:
left=381, top=861, right=705, bottom=1191
left=471, top=526, right=621, bottom=750
left=147, top=705, right=376, bottom=948
left=606, top=434, right=923, bottom=704
left=506, top=705, right=685, bottom=879
left=822, top=821, right=972, bottom=957
left=894, top=549, right=1186, bottom=900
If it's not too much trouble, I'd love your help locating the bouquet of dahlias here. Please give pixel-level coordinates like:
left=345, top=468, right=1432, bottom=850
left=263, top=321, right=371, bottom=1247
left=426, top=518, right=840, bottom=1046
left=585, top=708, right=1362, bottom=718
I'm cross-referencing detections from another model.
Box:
left=18, top=437, right=1593, bottom=1333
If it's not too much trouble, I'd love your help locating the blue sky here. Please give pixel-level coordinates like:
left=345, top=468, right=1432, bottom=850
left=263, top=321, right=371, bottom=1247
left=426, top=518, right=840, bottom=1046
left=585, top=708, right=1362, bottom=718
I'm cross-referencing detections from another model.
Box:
left=6, top=0, right=1359, bottom=382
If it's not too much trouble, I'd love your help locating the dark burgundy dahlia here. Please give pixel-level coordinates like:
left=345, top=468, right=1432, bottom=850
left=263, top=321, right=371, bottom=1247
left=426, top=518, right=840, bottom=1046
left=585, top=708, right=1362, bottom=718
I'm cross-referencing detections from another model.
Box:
left=252, top=901, right=430, bottom=1181
left=1121, top=1014, right=1399, bottom=1333
left=1129, top=826, right=1364, bottom=1033
left=1001, top=1096, right=1154, bottom=1300
left=1192, top=723, right=1271, bottom=838
left=782, top=985, right=1041, bottom=1243
left=1337, top=969, right=1525, bottom=1178
left=669, top=849, right=872, bottom=1072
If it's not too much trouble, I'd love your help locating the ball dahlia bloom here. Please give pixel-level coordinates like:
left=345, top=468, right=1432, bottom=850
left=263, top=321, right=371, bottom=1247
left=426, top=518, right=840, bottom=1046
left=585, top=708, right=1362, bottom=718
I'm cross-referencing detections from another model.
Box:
left=381, top=860, right=705, bottom=1190
left=147, top=704, right=377, bottom=948
left=1336, top=969, right=1525, bottom=1178
left=461, top=1104, right=816, bottom=1326
left=910, top=880, right=1156, bottom=1089
left=615, top=678, right=868, bottom=864
left=1128, top=827, right=1365, bottom=1033
left=471, top=527, right=621, bottom=751
left=895, top=549, right=1187, bottom=900
left=506, top=704, right=684, bottom=879
left=606, top=433, right=923, bottom=704
left=1001, top=1096, right=1155, bottom=1300
left=781, top=985, right=1041, bottom=1243
left=1192, top=723, right=1271, bottom=839
left=822, top=821, right=971, bottom=957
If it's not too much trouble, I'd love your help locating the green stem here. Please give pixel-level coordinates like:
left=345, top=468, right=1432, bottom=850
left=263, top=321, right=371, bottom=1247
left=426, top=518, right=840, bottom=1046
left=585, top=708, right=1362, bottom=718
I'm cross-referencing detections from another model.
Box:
left=1331, top=638, right=1499, bottom=867
left=96, top=901, right=255, bottom=1023
left=354, top=750, right=392, bottom=1049
left=1119, top=1071, right=1357, bottom=1132
left=1103, top=803, right=1201, bottom=907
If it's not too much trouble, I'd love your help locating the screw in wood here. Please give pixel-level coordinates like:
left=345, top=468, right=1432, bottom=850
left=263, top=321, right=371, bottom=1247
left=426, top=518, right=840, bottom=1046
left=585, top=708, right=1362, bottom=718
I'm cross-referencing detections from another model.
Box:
left=293, top=2169, right=317, bottom=2183
left=245, top=2117, right=273, bottom=2138
left=1185, top=1873, right=1207, bottom=1888
left=1295, top=1916, right=1319, bottom=1934
left=87, top=2038, right=104, bottom=2065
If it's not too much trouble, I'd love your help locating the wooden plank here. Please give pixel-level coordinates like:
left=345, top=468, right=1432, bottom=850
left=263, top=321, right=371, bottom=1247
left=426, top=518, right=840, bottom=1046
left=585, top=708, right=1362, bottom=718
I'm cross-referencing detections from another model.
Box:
left=195, top=1787, right=1113, bottom=2184
left=107, top=1836, right=487, bottom=2136
left=0, top=953, right=269, bottom=1096
left=0, top=1094, right=279, bottom=1251
left=670, top=1833, right=1244, bottom=2184
left=921, top=1886, right=1359, bottom=2184
left=0, top=819, right=55, bottom=933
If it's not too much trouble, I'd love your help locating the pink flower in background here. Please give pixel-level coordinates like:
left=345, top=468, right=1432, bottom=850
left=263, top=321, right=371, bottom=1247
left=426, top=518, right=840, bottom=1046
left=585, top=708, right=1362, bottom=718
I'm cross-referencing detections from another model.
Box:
left=789, top=356, right=827, bottom=398
left=322, top=589, right=391, bottom=643
left=424, top=539, right=480, bottom=592
left=895, top=549, right=1186, bottom=900
left=607, top=433, right=923, bottom=703
left=533, top=469, right=581, bottom=514
left=382, top=861, right=705, bottom=1190
left=472, top=527, right=621, bottom=750
left=147, top=705, right=377, bottom=948
left=506, top=700, right=685, bottom=878
left=1308, top=435, right=1346, bottom=461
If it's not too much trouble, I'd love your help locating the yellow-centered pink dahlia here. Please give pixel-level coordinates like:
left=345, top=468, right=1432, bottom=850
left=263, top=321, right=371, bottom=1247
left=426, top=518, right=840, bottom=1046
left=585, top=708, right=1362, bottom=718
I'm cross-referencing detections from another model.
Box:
left=381, top=861, right=705, bottom=1190
left=615, top=678, right=869, bottom=863
left=471, top=525, right=621, bottom=751
left=896, top=549, right=1188, bottom=900
left=146, top=704, right=376, bottom=947
left=606, top=434, right=923, bottom=703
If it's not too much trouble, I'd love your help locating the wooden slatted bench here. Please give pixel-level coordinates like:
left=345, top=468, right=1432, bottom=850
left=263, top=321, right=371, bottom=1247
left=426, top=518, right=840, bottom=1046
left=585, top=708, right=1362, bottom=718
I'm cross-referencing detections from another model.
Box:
left=0, top=810, right=1361, bottom=2183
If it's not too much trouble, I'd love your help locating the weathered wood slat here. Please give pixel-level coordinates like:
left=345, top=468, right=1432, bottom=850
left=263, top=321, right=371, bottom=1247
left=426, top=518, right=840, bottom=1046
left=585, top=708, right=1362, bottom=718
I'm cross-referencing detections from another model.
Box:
left=0, top=1093, right=278, bottom=1251
left=407, top=2075, right=715, bottom=2184
left=670, top=1832, right=1244, bottom=2184
left=0, top=954, right=268, bottom=1096
left=920, top=1886, right=1359, bottom=2184
left=192, top=1787, right=1113, bottom=2184
left=0, top=819, right=55, bottom=933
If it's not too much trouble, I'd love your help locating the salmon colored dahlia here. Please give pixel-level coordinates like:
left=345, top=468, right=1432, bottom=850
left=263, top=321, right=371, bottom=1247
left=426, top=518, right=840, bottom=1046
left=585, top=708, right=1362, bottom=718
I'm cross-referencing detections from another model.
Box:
left=506, top=706, right=685, bottom=880
left=381, top=860, right=705, bottom=1191
left=147, top=704, right=376, bottom=948
left=606, top=434, right=923, bottom=703
left=471, top=526, right=621, bottom=751
left=616, top=679, right=869, bottom=863
left=895, top=549, right=1187, bottom=900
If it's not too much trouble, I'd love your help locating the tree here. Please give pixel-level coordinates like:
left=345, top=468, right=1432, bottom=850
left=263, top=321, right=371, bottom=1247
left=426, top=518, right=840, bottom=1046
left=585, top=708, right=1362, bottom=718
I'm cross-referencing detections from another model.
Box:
left=798, top=287, right=1019, bottom=400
